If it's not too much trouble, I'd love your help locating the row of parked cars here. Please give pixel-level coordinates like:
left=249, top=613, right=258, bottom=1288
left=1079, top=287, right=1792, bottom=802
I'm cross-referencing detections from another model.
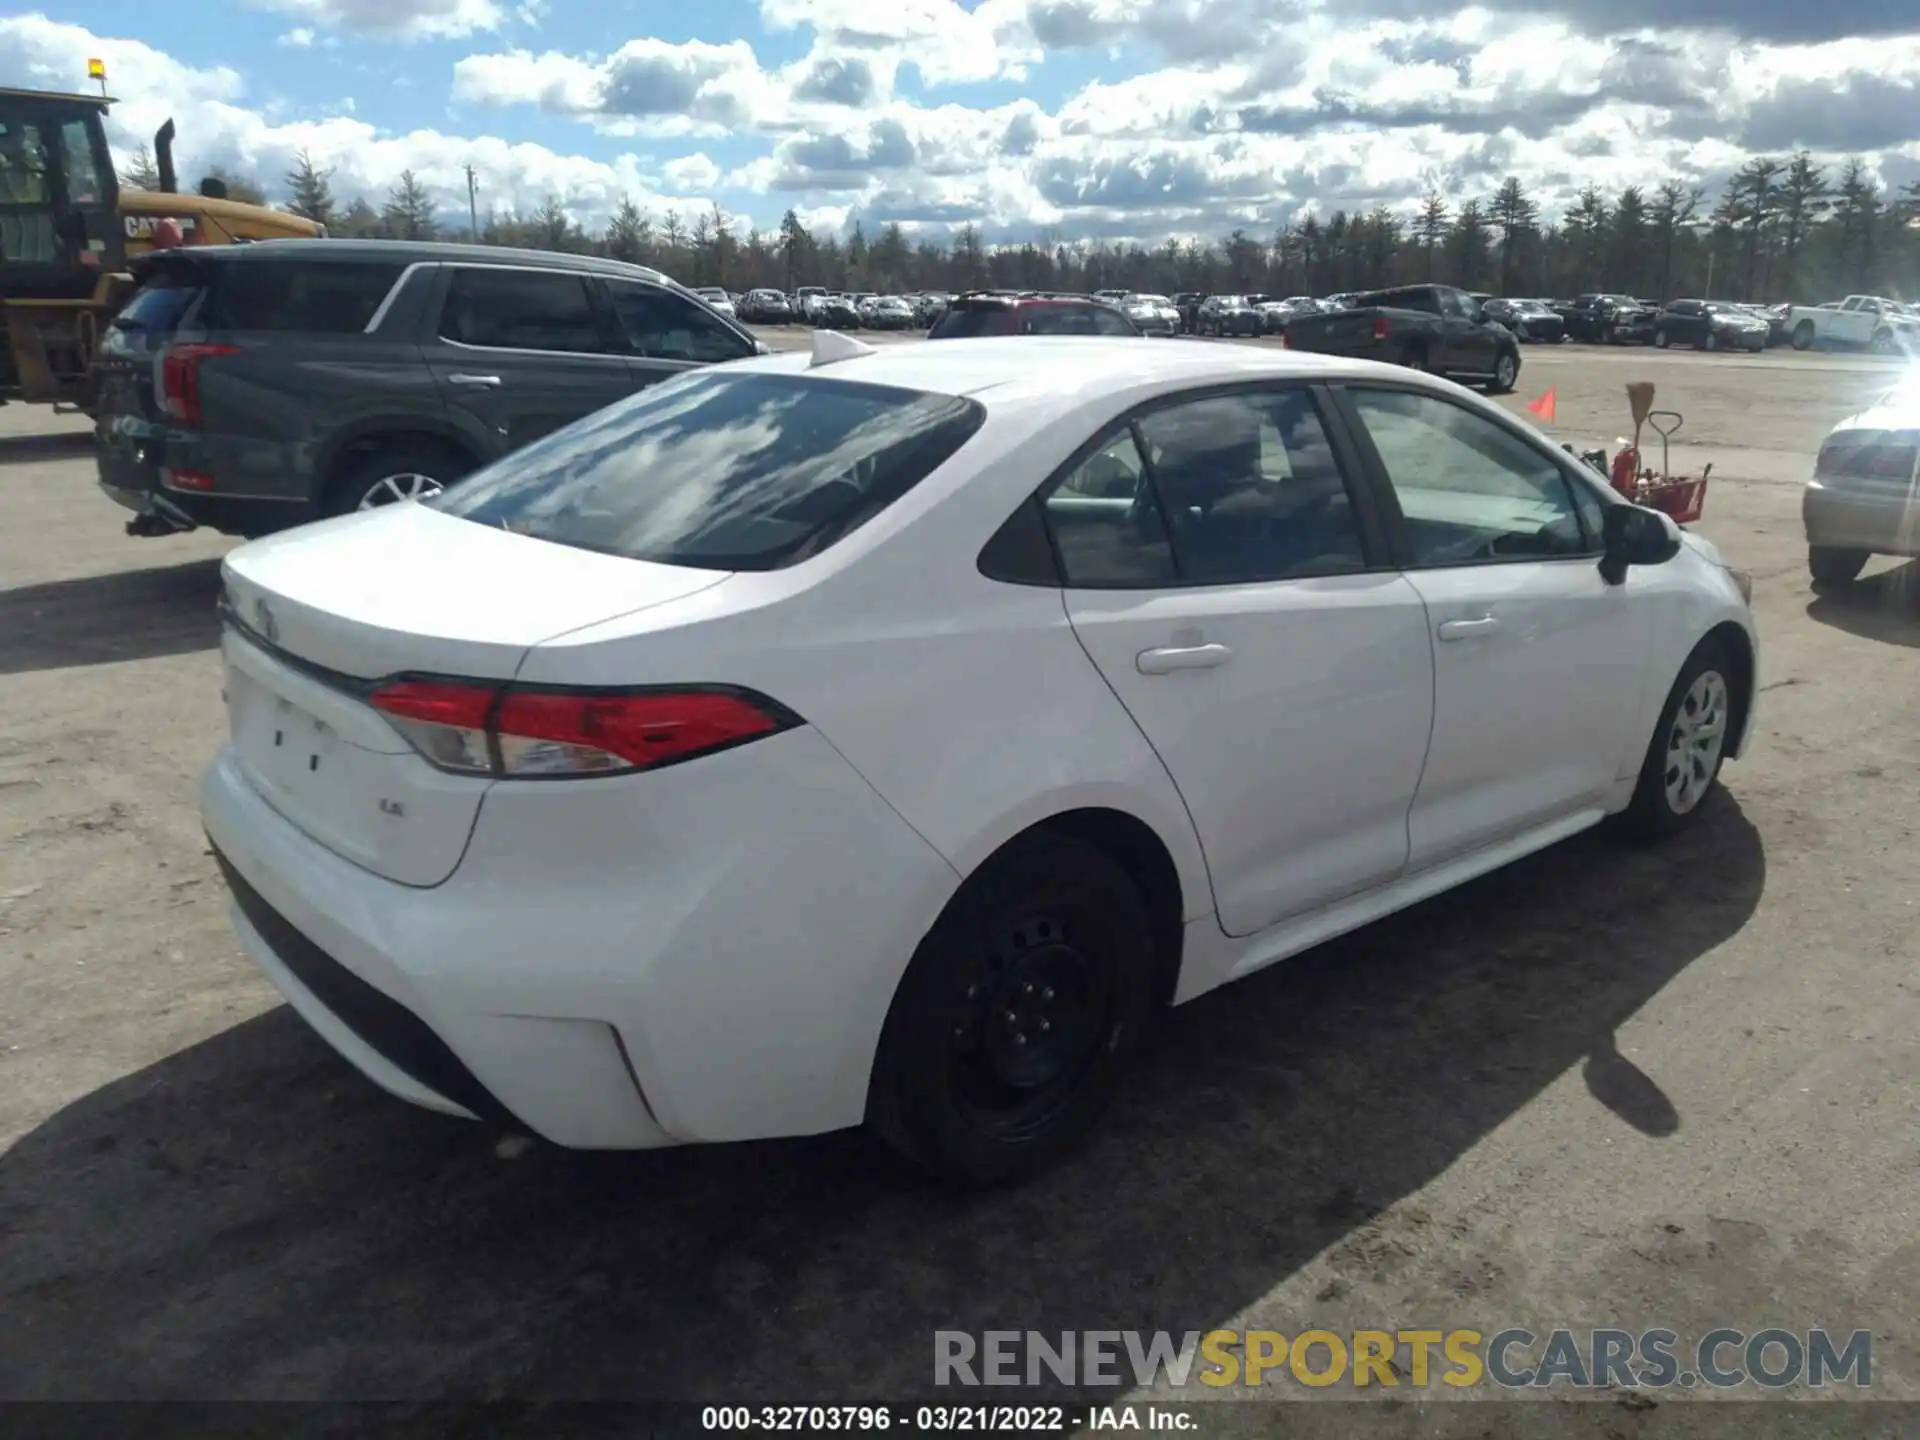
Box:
left=695, top=286, right=957, bottom=332
left=1479, top=292, right=1918, bottom=354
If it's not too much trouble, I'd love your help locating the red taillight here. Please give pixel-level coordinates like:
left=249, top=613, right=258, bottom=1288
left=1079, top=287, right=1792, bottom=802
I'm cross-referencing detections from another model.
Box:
left=160, top=342, right=239, bottom=426
left=368, top=679, right=794, bottom=779
left=1371, top=315, right=1391, bottom=340
left=161, top=467, right=217, bottom=491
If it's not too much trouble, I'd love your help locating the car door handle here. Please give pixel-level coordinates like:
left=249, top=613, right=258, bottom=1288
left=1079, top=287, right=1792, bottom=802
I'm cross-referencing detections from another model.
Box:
left=1137, top=643, right=1232, bottom=674
left=1437, top=616, right=1501, bottom=641
left=447, top=373, right=502, bottom=388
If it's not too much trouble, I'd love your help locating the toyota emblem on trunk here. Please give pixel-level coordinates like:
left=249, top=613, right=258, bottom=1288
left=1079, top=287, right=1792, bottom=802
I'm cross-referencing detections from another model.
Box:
left=254, top=599, right=279, bottom=645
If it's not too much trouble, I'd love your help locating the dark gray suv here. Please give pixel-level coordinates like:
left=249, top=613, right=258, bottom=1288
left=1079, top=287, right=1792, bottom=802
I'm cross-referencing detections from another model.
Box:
left=94, top=239, right=763, bottom=537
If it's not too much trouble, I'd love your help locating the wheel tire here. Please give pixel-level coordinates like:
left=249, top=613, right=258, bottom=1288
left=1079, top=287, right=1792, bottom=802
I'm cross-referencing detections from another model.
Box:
left=1488, top=350, right=1519, bottom=394
left=326, top=439, right=469, bottom=517
left=1654, top=329, right=1669, bottom=349
left=1791, top=321, right=1815, bottom=351
left=1704, top=331, right=1719, bottom=352
left=1870, top=328, right=1896, bottom=356
left=1809, top=546, right=1869, bottom=590
left=866, top=832, right=1157, bottom=1187
left=1403, top=345, right=1430, bottom=372
left=1619, top=636, right=1736, bottom=840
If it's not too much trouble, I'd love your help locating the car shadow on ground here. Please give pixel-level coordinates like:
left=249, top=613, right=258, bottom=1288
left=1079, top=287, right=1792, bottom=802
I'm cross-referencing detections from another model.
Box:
left=0, top=796, right=1764, bottom=1405
left=0, top=559, right=222, bottom=676
left=0, top=431, right=94, bottom=466
left=1806, top=562, right=1920, bottom=649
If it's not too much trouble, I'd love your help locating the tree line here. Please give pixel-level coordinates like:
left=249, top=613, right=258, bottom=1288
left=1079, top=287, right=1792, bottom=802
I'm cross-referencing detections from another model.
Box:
left=138, top=147, right=1920, bottom=305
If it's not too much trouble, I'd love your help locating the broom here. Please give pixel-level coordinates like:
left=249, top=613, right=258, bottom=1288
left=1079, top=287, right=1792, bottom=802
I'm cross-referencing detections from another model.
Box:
left=1626, top=381, right=1655, bottom=480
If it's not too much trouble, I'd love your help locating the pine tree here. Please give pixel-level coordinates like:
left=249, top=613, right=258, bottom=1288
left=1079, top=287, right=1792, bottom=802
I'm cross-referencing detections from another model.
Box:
left=283, top=149, right=335, bottom=227
left=777, top=208, right=810, bottom=288
left=1564, top=186, right=1610, bottom=288
left=1610, top=186, right=1648, bottom=297
left=1650, top=180, right=1701, bottom=300
left=1488, top=177, right=1537, bottom=294
left=1450, top=200, right=1490, bottom=290
left=335, top=196, right=383, bottom=238
left=1831, top=159, right=1881, bottom=291
left=1727, top=156, right=1784, bottom=299
left=530, top=195, right=578, bottom=252
left=1415, top=191, right=1449, bottom=280
left=381, top=170, right=437, bottom=240
left=1774, top=153, right=1829, bottom=303
left=605, top=198, right=651, bottom=264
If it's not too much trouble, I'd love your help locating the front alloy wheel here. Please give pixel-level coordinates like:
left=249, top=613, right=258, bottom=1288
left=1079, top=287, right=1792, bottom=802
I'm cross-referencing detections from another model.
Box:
left=358, top=472, right=445, bottom=509
left=1663, top=669, right=1729, bottom=816
left=1490, top=352, right=1519, bottom=393
left=1621, top=637, right=1735, bottom=838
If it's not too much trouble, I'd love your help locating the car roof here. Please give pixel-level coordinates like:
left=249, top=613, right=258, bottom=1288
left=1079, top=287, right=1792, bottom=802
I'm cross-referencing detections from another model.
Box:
left=729, top=335, right=1362, bottom=400
left=160, top=237, right=674, bottom=285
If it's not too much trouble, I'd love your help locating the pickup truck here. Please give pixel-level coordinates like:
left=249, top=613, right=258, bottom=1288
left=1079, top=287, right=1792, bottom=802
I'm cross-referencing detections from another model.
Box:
left=1280, top=283, right=1521, bottom=392
left=1780, top=295, right=1920, bottom=354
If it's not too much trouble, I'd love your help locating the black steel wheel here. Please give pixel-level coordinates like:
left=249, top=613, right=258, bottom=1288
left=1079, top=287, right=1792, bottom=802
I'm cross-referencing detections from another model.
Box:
left=867, top=832, right=1157, bottom=1186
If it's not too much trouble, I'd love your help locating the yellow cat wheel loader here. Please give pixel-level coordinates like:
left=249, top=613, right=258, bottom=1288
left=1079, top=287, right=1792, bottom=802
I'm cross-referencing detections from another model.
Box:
left=1, top=85, right=322, bottom=410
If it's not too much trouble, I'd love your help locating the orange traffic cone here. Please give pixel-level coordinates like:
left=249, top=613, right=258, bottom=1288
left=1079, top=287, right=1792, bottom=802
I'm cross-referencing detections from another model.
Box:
left=1526, top=387, right=1558, bottom=423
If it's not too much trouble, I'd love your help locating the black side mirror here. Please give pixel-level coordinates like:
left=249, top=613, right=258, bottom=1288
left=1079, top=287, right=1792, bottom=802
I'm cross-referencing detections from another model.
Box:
left=1599, top=504, right=1682, bottom=585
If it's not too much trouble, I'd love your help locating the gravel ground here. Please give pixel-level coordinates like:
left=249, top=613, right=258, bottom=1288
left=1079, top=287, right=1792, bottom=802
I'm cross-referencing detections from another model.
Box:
left=0, top=341, right=1915, bottom=1427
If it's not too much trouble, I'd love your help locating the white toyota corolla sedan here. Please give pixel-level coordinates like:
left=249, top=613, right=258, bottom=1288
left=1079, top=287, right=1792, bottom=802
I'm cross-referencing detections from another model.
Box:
left=203, top=334, right=1758, bottom=1186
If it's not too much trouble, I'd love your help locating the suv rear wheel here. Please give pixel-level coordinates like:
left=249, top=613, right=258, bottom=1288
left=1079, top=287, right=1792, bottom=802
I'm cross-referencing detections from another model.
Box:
left=327, top=439, right=472, bottom=516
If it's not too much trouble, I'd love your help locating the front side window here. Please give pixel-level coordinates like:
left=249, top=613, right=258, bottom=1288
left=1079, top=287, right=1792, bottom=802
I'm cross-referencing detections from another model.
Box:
left=606, top=282, right=753, bottom=363
left=433, top=372, right=983, bottom=570
left=439, top=268, right=611, bottom=354
left=1345, top=388, right=1591, bottom=565
left=1133, top=389, right=1367, bottom=584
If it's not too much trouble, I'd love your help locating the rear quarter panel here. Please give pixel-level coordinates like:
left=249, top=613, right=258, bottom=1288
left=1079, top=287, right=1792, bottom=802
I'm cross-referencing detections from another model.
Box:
left=519, top=383, right=1216, bottom=922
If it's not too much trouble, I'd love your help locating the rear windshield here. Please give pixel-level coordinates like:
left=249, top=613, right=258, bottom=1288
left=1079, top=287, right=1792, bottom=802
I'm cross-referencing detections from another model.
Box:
left=112, top=273, right=202, bottom=335
left=433, top=372, right=986, bottom=571
left=929, top=306, right=1017, bottom=338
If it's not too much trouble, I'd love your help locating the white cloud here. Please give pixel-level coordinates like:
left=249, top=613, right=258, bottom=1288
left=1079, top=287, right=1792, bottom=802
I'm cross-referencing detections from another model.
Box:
left=663, top=153, right=722, bottom=191
left=248, top=0, right=505, bottom=42
left=6, top=5, right=1920, bottom=251
left=0, top=14, right=710, bottom=228
left=277, top=26, right=316, bottom=47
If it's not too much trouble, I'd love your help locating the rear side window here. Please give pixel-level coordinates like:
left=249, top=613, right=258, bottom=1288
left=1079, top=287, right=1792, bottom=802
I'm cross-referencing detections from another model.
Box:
left=929, top=306, right=1017, bottom=338
left=433, top=372, right=985, bottom=570
left=440, top=268, right=612, bottom=353
left=207, top=260, right=405, bottom=332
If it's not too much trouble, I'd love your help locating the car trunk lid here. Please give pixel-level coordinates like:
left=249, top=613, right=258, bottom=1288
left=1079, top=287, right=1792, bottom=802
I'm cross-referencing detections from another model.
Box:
left=218, top=504, right=731, bottom=885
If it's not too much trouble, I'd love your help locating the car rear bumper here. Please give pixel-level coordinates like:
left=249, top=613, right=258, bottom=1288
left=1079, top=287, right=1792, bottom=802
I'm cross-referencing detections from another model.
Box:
left=201, top=723, right=959, bottom=1149
left=1803, top=483, right=1920, bottom=556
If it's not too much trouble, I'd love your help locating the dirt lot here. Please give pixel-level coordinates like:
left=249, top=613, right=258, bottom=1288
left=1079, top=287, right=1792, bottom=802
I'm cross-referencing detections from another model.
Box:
left=1, top=341, right=1916, bottom=1423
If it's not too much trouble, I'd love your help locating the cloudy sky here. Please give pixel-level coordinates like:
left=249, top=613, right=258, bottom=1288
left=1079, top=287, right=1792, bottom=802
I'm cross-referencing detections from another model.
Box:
left=4, top=1, right=1918, bottom=244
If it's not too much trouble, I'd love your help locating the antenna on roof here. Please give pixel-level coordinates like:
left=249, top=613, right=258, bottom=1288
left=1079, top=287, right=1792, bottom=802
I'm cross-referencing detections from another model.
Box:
left=809, top=330, right=877, bottom=368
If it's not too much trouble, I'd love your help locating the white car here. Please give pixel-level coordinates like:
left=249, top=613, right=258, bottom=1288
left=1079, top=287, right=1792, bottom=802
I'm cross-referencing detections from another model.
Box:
left=1804, top=374, right=1920, bottom=588
left=1120, top=293, right=1181, bottom=336
left=693, top=286, right=737, bottom=319
left=202, top=334, right=1758, bottom=1186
